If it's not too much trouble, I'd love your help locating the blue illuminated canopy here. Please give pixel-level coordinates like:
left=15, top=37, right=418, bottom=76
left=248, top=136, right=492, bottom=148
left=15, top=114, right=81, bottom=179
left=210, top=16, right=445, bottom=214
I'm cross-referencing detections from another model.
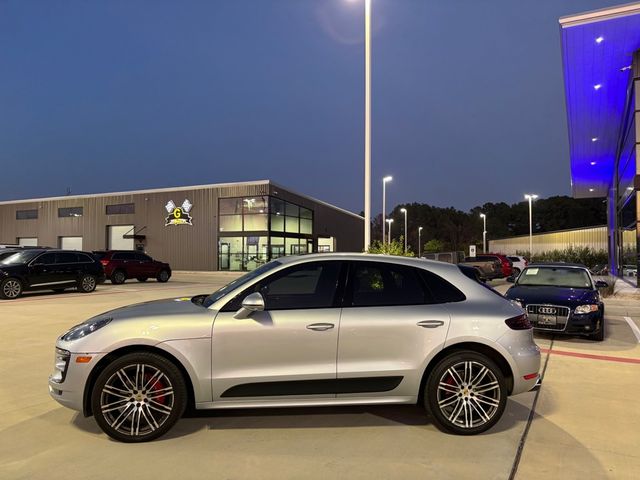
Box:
left=560, top=3, right=640, bottom=198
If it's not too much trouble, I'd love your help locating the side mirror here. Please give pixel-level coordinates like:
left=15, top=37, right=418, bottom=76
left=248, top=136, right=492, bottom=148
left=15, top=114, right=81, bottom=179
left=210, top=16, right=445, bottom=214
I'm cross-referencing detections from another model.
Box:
left=233, top=292, right=265, bottom=319
left=506, top=275, right=515, bottom=283
left=595, top=280, right=608, bottom=289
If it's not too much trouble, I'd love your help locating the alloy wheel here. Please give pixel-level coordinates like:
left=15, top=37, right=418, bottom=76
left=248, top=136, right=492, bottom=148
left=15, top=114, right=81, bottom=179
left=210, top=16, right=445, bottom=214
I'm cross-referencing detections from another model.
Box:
left=99, top=363, right=175, bottom=438
left=81, top=275, right=96, bottom=292
left=436, top=360, right=501, bottom=429
left=2, top=279, right=21, bottom=299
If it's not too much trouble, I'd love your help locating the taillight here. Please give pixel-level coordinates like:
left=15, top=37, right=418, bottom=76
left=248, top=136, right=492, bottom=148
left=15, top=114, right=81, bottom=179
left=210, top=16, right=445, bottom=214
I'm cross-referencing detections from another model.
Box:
left=100, top=259, right=109, bottom=266
left=505, top=314, right=532, bottom=330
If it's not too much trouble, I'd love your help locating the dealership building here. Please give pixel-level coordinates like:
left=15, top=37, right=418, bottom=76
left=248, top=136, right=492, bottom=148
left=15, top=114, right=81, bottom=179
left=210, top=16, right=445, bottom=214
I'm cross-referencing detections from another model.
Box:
left=0, top=180, right=364, bottom=271
left=560, top=3, right=640, bottom=286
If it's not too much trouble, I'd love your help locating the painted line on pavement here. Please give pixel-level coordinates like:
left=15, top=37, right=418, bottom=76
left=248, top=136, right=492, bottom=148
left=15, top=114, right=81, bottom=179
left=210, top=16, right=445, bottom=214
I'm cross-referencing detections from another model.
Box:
left=0, top=286, right=209, bottom=304
left=540, top=348, right=640, bottom=365
left=624, top=316, right=640, bottom=343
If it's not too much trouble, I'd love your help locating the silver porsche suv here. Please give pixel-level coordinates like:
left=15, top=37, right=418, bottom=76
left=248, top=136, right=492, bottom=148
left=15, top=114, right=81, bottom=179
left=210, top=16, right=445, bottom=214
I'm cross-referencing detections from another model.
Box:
left=49, top=254, right=540, bottom=442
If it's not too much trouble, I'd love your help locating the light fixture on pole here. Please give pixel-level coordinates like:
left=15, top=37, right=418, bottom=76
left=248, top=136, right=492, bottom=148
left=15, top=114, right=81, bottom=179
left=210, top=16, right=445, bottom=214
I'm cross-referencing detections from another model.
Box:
left=382, top=176, right=392, bottom=244
left=480, top=213, right=487, bottom=254
left=418, top=226, right=423, bottom=257
left=386, top=218, right=393, bottom=245
left=524, top=194, right=538, bottom=259
left=400, top=208, right=408, bottom=253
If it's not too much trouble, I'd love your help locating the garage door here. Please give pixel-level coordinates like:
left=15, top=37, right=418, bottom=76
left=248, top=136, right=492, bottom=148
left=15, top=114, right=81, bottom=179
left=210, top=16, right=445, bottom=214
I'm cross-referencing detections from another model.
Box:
left=59, top=236, right=83, bottom=251
left=108, top=225, right=134, bottom=250
left=18, top=237, right=38, bottom=247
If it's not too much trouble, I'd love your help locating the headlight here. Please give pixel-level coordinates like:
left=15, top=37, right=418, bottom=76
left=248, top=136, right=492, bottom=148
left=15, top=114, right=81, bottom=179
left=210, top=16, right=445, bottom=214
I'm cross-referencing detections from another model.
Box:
left=574, top=304, right=599, bottom=314
left=61, top=317, right=112, bottom=341
left=51, top=348, right=70, bottom=383
left=511, top=299, right=524, bottom=308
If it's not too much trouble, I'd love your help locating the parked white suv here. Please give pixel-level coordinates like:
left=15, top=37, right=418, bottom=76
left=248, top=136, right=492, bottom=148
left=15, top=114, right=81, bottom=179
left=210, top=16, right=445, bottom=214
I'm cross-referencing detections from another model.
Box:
left=49, top=254, right=540, bottom=442
left=508, top=256, right=528, bottom=276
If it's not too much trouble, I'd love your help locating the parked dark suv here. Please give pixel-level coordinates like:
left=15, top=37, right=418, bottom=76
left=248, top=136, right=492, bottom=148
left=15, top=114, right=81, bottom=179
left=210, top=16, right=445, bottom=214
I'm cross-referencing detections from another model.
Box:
left=0, top=249, right=105, bottom=300
left=93, top=250, right=171, bottom=284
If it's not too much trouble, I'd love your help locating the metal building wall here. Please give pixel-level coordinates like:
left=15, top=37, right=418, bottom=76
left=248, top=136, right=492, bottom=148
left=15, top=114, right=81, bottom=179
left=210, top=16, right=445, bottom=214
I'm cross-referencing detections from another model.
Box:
left=488, top=226, right=609, bottom=255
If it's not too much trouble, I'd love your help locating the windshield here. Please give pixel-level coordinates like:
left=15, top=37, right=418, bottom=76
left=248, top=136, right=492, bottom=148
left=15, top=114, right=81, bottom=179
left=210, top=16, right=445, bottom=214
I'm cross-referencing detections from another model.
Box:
left=0, top=250, right=42, bottom=266
left=202, top=260, right=282, bottom=308
left=516, top=267, right=593, bottom=289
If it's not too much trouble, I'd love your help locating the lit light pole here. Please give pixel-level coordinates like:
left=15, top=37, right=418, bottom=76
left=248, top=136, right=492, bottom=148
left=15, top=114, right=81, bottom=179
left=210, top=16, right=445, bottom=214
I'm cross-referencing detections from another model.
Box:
left=386, top=218, right=393, bottom=246
left=382, top=176, right=392, bottom=244
left=400, top=208, right=408, bottom=253
left=418, top=226, right=423, bottom=257
left=524, top=194, right=538, bottom=259
left=480, top=213, right=487, bottom=254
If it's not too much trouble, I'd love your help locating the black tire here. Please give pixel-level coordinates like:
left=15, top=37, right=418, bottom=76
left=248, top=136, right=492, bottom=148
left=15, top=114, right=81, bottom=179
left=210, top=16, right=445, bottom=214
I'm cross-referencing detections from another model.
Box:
left=0, top=277, right=23, bottom=300
left=111, top=270, right=126, bottom=285
left=136, top=277, right=148, bottom=282
left=424, top=351, right=507, bottom=435
left=78, top=274, right=97, bottom=293
left=513, top=268, right=521, bottom=276
left=591, top=316, right=605, bottom=341
left=156, top=270, right=170, bottom=283
left=91, top=352, right=187, bottom=443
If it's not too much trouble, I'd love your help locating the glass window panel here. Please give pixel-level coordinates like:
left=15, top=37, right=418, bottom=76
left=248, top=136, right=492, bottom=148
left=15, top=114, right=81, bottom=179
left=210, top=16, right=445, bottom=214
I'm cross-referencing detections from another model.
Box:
left=219, top=215, right=243, bottom=232
left=58, top=207, right=83, bottom=218
left=270, top=197, right=285, bottom=215
left=285, top=237, right=299, bottom=255
left=16, top=209, right=38, bottom=220
left=106, top=203, right=135, bottom=215
left=285, top=203, right=299, bottom=217
left=350, top=263, right=431, bottom=307
left=218, top=236, right=243, bottom=271
left=285, top=216, right=299, bottom=233
left=219, top=198, right=243, bottom=215
left=243, top=214, right=268, bottom=231
left=243, top=196, right=268, bottom=214
left=300, top=208, right=312, bottom=219
left=270, top=214, right=284, bottom=232
left=270, top=236, right=285, bottom=259
left=300, top=218, right=313, bottom=235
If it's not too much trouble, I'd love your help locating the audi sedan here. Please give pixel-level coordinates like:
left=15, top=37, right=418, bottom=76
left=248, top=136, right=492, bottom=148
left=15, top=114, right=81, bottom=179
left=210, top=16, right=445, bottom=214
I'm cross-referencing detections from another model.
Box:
left=49, top=254, right=540, bottom=442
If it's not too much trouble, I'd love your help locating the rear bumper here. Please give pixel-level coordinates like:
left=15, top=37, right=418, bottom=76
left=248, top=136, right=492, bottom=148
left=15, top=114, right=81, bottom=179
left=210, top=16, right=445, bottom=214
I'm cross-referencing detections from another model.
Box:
left=496, top=329, right=541, bottom=396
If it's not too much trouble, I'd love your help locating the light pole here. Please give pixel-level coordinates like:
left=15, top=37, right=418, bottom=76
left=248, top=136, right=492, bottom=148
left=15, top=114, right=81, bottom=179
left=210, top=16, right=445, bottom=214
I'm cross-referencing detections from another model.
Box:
left=524, top=194, right=538, bottom=259
left=360, top=0, right=372, bottom=251
left=480, top=213, right=487, bottom=254
left=418, top=226, right=423, bottom=257
left=382, top=176, right=392, bottom=244
left=386, top=218, right=393, bottom=246
left=400, top=208, right=408, bottom=253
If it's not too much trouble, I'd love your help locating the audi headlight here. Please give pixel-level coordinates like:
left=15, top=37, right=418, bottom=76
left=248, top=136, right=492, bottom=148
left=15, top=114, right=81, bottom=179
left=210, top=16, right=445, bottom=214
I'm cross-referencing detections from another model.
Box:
left=574, top=304, right=599, bottom=314
left=511, top=299, right=524, bottom=308
left=62, top=317, right=112, bottom=341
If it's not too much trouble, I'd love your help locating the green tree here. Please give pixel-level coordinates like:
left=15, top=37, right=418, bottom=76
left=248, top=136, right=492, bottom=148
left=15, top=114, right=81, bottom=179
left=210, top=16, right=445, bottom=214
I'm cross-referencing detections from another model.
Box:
left=423, top=239, right=445, bottom=253
left=367, top=236, right=415, bottom=257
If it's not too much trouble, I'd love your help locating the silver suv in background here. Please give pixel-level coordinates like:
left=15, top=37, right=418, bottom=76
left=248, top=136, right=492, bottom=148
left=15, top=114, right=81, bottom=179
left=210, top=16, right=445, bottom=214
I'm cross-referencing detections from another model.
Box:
left=49, top=254, right=540, bottom=442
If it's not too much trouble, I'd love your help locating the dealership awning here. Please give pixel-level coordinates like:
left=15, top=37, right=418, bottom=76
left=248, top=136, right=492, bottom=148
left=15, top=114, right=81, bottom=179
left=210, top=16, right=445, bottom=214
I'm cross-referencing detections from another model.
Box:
left=560, top=3, right=640, bottom=198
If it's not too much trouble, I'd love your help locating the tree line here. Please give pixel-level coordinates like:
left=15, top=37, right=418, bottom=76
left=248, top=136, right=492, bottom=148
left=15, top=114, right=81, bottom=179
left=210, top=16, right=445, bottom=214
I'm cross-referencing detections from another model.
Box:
left=369, top=196, right=606, bottom=254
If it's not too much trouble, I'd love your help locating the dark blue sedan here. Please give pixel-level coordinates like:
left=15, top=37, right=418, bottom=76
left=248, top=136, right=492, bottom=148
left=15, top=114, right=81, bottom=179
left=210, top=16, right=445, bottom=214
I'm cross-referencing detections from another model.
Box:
left=504, top=263, right=608, bottom=341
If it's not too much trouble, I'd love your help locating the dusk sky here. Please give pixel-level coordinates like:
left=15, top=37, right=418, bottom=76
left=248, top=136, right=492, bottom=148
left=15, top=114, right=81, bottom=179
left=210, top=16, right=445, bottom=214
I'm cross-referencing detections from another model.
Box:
left=0, top=0, right=626, bottom=213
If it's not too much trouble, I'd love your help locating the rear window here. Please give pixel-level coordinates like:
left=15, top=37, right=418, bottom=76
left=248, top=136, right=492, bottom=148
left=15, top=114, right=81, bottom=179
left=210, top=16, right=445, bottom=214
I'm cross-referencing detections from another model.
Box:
left=458, top=265, right=504, bottom=298
left=420, top=270, right=466, bottom=303
left=508, top=257, right=520, bottom=262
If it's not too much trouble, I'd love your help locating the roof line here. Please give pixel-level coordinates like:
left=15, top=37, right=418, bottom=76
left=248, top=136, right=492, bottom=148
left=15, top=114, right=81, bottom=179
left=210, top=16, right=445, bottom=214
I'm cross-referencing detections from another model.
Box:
left=269, top=181, right=364, bottom=220
left=0, top=180, right=271, bottom=205
left=560, top=1, right=640, bottom=27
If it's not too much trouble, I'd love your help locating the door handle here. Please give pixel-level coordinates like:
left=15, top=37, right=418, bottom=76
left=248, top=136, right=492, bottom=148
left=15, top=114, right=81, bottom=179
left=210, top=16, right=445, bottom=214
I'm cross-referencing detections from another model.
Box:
left=417, top=320, right=445, bottom=329
left=306, top=323, right=335, bottom=331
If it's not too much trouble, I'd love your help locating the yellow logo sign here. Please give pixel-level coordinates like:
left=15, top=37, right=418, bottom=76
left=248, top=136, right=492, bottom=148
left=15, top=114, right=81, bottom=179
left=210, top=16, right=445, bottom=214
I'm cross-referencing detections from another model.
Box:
left=165, top=199, right=193, bottom=226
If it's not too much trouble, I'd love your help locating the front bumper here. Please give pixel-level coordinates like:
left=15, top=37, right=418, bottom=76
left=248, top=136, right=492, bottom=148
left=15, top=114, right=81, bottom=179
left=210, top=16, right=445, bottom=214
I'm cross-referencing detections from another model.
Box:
left=532, top=310, right=603, bottom=337
left=49, top=352, right=106, bottom=413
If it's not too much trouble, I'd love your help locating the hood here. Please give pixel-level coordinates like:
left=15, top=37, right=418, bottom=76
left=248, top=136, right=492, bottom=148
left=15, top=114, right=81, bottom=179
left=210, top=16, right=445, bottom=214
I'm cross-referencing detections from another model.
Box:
left=505, top=285, right=598, bottom=307
left=94, top=297, right=207, bottom=322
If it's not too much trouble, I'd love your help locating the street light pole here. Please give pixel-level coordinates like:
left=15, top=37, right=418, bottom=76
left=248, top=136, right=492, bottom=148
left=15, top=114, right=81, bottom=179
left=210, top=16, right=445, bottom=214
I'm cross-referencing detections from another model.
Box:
left=480, top=213, right=487, bottom=254
left=400, top=208, right=407, bottom=253
left=386, top=218, right=393, bottom=246
left=382, top=176, right=392, bottom=244
left=363, top=0, right=372, bottom=251
left=418, top=226, right=423, bottom=257
left=524, top=194, right=538, bottom=259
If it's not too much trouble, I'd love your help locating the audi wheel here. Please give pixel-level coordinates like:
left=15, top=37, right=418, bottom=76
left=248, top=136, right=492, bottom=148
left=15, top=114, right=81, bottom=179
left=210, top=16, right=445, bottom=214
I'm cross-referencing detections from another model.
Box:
left=0, top=278, right=22, bottom=300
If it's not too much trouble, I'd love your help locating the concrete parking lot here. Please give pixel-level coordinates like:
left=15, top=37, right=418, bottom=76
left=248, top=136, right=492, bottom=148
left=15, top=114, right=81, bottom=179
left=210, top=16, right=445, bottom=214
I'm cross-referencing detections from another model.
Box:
left=1, top=273, right=639, bottom=479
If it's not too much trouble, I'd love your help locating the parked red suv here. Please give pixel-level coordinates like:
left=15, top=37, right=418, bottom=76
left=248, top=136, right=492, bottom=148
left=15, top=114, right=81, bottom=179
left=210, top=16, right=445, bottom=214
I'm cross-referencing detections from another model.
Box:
left=487, top=253, right=513, bottom=278
left=93, top=251, right=171, bottom=284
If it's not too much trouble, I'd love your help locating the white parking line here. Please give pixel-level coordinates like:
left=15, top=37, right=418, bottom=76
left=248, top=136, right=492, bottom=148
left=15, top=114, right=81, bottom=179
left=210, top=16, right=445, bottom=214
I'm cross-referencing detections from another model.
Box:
left=624, top=317, right=640, bottom=343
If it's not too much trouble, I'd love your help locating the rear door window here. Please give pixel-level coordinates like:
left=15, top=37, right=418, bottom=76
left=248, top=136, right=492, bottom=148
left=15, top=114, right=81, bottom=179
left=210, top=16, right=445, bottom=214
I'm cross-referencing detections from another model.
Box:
left=56, top=252, right=78, bottom=264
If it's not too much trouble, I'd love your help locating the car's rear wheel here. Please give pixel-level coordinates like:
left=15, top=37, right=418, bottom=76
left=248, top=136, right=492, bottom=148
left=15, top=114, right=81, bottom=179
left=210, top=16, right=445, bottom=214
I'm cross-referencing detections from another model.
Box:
left=0, top=278, right=22, bottom=300
left=136, top=277, right=148, bottom=282
left=425, top=351, right=507, bottom=435
left=91, top=352, right=187, bottom=443
left=157, top=270, right=170, bottom=283
left=111, top=270, right=126, bottom=285
left=78, top=274, right=97, bottom=293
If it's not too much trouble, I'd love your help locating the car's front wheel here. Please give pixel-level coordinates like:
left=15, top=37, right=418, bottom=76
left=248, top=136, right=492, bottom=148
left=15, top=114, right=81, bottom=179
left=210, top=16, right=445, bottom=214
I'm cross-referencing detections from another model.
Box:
left=157, top=270, right=170, bottom=283
left=425, top=351, right=507, bottom=435
left=0, top=278, right=22, bottom=300
left=91, top=352, right=187, bottom=442
left=591, top=317, right=605, bottom=341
